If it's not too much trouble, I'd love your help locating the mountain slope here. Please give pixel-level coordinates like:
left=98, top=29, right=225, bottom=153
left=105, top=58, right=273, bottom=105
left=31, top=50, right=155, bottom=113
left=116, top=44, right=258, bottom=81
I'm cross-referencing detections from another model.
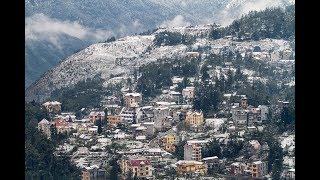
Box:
left=25, top=0, right=294, bottom=88
left=25, top=24, right=292, bottom=103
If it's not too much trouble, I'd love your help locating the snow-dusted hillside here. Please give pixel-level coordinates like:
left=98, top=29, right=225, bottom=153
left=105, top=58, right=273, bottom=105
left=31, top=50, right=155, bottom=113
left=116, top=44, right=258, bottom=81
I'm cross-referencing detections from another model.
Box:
left=25, top=0, right=294, bottom=88
left=25, top=26, right=293, bottom=102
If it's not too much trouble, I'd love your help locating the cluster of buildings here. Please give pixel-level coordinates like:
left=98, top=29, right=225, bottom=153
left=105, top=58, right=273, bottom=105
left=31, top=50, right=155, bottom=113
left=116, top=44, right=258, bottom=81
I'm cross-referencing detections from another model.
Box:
left=36, top=62, right=294, bottom=180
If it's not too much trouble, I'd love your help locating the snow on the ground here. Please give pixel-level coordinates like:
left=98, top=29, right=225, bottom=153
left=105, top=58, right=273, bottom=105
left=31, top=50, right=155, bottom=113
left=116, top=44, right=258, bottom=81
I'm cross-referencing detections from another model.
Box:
left=280, top=134, right=295, bottom=153
left=205, top=118, right=227, bottom=131
left=283, top=156, right=295, bottom=167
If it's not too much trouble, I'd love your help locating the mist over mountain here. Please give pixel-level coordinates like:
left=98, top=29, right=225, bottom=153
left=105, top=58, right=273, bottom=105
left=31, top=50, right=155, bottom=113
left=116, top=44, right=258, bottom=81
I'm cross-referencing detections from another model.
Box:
left=25, top=0, right=294, bottom=88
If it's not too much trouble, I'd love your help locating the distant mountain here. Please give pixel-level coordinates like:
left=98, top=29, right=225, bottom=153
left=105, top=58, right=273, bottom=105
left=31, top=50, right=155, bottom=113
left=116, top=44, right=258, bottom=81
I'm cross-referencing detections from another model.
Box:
left=25, top=0, right=294, bottom=88
left=25, top=24, right=293, bottom=103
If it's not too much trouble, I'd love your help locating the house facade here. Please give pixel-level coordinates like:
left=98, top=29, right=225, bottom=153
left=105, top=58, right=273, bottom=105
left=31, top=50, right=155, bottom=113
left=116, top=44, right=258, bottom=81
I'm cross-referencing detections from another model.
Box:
left=176, top=160, right=208, bottom=175
left=124, top=93, right=142, bottom=108
left=118, top=156, right=153, bottom=178
left=38, top=118, right=51, bottom=139
left=107, top=115, right=122, bottom=126
left=185, top=111, right=204, bottom=127
left=251, top=161, right=268, bottom=178
left=42, top=101, right=61, bottom=113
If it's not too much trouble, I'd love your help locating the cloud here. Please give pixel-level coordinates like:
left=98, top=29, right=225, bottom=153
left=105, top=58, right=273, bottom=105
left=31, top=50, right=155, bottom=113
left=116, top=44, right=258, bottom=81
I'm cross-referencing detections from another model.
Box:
left=25, top=13, right=113, bottom=48
left=160, top=15, right=191, bottom=28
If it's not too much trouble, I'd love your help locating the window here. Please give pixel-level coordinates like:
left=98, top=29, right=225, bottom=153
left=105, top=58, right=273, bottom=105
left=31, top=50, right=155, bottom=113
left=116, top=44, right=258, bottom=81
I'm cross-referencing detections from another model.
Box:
left=146, top=167, right=148, bottom=170
left=135, top=168, right=137, bottom=172
left=146, top=172, right=149, bottom=175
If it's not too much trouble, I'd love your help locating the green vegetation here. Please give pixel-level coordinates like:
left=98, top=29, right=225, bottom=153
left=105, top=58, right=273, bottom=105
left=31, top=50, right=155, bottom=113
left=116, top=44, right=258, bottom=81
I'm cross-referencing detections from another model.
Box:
left=154, top=31, right=196, bottom=46
left=209, top=5, right=295, bottom=41
left=136, top=58, right=199, bottom=98
left=25, top=102, right=81, bottom=180
left=51, top=74, right=105, bottom=112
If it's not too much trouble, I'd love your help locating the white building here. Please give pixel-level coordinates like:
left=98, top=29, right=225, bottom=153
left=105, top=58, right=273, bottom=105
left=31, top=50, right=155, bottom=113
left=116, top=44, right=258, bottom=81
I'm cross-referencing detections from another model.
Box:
left=153, top=107, right=170, bottom=131
left=38, top=118, right=51, bottom=139
left=182, top=87, right=195, bottom=99
left=258, top=105, right=269, bottom=121
left=184, top=140, right=209, bottom=161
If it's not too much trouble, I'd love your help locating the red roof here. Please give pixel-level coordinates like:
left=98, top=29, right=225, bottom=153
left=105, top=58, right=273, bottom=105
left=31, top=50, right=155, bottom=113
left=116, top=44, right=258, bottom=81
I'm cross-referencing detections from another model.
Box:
left=129, top=159, right=151, bottom=166
left=53, top=119, right=69, bottom=128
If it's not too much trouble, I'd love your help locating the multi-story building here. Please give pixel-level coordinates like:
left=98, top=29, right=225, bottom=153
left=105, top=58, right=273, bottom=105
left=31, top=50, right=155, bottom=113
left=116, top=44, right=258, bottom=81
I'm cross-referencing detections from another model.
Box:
left=124, top=93, right=142, bottom=108
left=185, top=111, right=204, bottom=127
left=231, top=107, right=248, bottom=127
left=153, top=107, right=170, bottom=131
left=81, top=170, right=90, bottom=180
left=118, top=155, right=153, bottom=178
left=89, top=111, right=105, bottom=124
left=258, top=105, right=269, bottom=121
left=230, top=162, right=248, bottom=176
left=161, top=134, right=177, bottom=152
left=143, top=122, right=155, bottom=137
left=38, top=118, right=51, bottom=139
left=286, top=168, right=295, bottom=179
left=182, top=87, right=195, bottom=99
left=107, top=115, right=122, bottom=126
left=42, top=101, right=61, bottom=113
left=240, top=97, right=247, bottom=109
left=175, top=160, right=208, bottom=175
left=247, top=111, right=261, bottom=126
left=184, top=140, right=208, bottom=161
left=251, top=161, right=268, bottom=178
left=53, top=119, right=71, bottom=134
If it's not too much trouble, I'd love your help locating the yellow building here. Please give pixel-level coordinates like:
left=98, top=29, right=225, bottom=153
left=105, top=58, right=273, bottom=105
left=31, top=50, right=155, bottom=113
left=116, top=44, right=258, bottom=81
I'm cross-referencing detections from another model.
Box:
left=161, top=134, right=177, bottom=152
left=81, top=170, right=90, bottom=180
left=107, top=115, right=122, bottom=126
left=185, top=111, right=204, bottom=127
left=76, top=124, right=88, bottom=133
left=176, top=160, right=208, bottom=175
left=162, top=134, right=176, bottom=144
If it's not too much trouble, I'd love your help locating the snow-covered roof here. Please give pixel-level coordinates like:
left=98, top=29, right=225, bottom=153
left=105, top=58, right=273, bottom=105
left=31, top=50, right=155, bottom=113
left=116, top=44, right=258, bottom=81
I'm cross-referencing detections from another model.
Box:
left=136, top=135, right=146, bottom=140
left=39, top=118, right=50, bottom=124
left=288, top=168, right=295, bottom=172
left=169, top=91, right=181, bottom=95
left=148, top=148, right=162, bottom=153
left=253, top=161, right=263, bottom=165
left=125, top=93, right=141, bottom=97
left=143, top=122, right=155, bottom=125
left=187, top=140, right=208, bottom=144
left=176, top=160, right=203, bottom=165
left=136, top=126, right=147, bottom=130
left=202, top=156, right=218, bottom=161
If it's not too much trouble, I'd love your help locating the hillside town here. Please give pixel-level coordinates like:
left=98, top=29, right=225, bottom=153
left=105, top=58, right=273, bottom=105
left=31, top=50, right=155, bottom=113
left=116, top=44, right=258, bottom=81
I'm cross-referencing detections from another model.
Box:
left=36, top=40, right=295, bottom=179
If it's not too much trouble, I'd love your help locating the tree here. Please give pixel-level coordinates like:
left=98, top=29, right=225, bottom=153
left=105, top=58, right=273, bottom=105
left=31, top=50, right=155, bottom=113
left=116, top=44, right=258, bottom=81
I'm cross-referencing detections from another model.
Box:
left=202, top=139, right=222, bottom=158
left=104, top=108, right=109, bottom=127
left=279, top=106, right=295, bottom=130
left=226, top=69, right=234, bottom=92
left=268, top=141, right=283, bottom=176
left=210, top=29, right=222, bottom=40
left=109, top=156, right=121, bottom=180
left=174, top=140, right=186, bottom=160
left=201, top=65, right=210, bottom=82
left=98, top=123, right=102, bottom=134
